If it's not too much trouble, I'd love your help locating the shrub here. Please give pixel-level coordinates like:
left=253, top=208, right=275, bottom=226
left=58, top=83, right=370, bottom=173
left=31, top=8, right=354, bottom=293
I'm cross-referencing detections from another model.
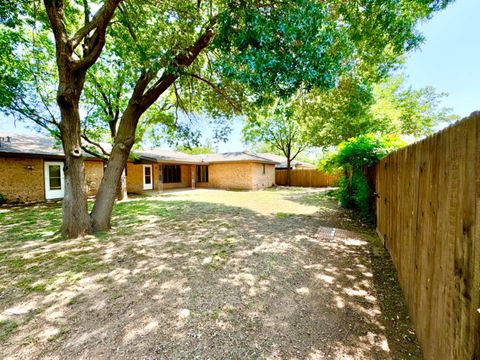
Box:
left=0, top=193, right=5, bottom=205
left=321, top=134, right=405, bottom=224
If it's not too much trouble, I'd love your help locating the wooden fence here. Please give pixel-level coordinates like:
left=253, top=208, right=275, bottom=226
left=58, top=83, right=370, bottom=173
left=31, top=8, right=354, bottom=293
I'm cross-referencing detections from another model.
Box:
left=375, top=112, right=480, bottom=360
left=275, top=169, right=339, bottom=187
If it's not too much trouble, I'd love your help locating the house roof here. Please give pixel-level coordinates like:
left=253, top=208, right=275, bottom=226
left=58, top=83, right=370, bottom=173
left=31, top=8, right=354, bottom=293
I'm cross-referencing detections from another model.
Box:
left=0, top=131, right=103, bottom=159
left=201, top=152, right=277, bottom=164
left=136, top=150, right=277, bottom=164
left=135, top=149, right=204, bottom=164
left=256, top=153, right=287, bottom=163
left=0, top=132, right=278, bottom=165
left=256, top=152, right=316, bottom=169
left=0, top=131, right=66, bottom=158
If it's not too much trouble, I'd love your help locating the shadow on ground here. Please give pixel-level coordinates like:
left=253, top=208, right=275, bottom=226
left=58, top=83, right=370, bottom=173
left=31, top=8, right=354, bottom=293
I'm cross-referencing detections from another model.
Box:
left=0, top=189, right=421, bottom=359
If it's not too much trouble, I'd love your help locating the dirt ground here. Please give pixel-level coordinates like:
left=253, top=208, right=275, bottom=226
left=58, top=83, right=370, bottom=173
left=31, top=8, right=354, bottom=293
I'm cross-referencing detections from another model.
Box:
left=0, top=187, right=421, bottom=359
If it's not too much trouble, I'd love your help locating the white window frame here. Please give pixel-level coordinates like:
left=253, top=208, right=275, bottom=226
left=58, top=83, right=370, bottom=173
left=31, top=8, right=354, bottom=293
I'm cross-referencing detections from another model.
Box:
left=143, top=164, right=153, bottom=190
left=44, top=161, right=65, bottom=200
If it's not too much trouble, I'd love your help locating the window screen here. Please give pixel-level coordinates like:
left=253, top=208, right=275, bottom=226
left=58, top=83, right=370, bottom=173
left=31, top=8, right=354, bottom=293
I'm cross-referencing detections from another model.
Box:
left=48, top=165, right=62, bottom=190
left=197, top=165, right=209, bottom=183
left=163, top=165, right=181, bottom=183
left=144, top=166, right=152, bottom=184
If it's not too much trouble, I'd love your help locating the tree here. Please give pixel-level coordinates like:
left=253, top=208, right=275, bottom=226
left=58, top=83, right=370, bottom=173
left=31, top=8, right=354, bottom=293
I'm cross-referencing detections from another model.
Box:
left=177, top=140, right=216, bottom=155
left=243, top=102, right=310, bottom=186
left=301, top=74, right=459, bottom=148
left=369, top=74, right=459, bottom=136
left=299, top=76, right=376, bottom=147
left=1, top=0, right=453, bottom=237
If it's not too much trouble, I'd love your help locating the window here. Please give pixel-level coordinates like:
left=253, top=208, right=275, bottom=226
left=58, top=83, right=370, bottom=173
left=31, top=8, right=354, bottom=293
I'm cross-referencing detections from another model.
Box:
left=144, top=166, right=152, bottom=184
left=197, top=165, right=209, bottom=183
left=262, top=164, right=266, bottom=175
left=143, top=165, right=153, bottom=190
left=163, top=165, right=181, bottom=183
left=44, top=161, right=65, bottom=199
left=48, top=165, right=62, bottom=190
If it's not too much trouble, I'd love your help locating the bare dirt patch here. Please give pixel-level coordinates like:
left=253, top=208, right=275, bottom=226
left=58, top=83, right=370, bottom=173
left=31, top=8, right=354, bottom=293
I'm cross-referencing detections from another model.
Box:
left=0, top=188, right=421, bottom=359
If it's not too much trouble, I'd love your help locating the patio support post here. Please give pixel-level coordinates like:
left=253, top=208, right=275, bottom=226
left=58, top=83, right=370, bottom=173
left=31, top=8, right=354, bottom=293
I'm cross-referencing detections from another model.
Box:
left=191, top=165, right=196, bottom=189
left=159, top=164, right=164, bottom=193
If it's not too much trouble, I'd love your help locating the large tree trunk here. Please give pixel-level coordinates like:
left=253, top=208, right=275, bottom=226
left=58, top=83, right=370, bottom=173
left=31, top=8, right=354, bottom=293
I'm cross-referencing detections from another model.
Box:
left=58, top=114, right=91, bottom=237
left=90, top=106, right=140, bottom=231
left=57, top=67, right=91, bottom=237
left=90, top=146, right=130, bottom=231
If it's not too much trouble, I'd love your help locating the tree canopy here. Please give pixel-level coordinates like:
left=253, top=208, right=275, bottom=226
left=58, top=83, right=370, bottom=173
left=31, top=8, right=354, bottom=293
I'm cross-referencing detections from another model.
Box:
left=176, top=140, right=217, bottom=154
left=243, top=100, right=311, bottom=185
left=300, top=74, right=458, bottom=148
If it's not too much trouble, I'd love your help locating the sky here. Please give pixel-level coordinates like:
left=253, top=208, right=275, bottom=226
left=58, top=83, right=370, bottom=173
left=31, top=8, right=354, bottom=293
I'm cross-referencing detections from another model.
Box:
left=401, top=0, right=480, bottom=119
left=1, top=0, right=479, bottom=152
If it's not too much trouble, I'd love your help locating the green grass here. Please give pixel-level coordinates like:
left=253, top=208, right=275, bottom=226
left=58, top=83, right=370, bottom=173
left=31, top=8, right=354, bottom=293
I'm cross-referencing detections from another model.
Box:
left=0, top=204, right=62, bottom=242
left=0, top=320, right=18, bottom=342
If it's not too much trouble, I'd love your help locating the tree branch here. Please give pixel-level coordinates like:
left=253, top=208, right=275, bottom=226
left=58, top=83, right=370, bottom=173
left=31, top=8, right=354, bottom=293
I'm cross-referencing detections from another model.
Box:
left=118, top=4, right=138, bottom=43
left=70, top=0, right=122, bottom=50
left=81, top=130, right=111, bottom=157
left=43, top=0, right=68, bottom=50
left=186, top=73, right=240, bottom=112
left=71, top=0, right=122, bottom=71
left=81, top=144, right=108, bottom=160
left=290, top=143, right=308, bottom=162
left=140, top=22, right=217, bottom=111
left=82, top=0, right=91, bottom=26
left=13, top=98, right=58, bottom=128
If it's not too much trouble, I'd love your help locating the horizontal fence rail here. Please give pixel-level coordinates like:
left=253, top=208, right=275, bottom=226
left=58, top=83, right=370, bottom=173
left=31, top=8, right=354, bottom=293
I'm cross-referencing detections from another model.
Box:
left=275, top=169, right=339, bottom=187
left=375, top=112, right=480, bottom=359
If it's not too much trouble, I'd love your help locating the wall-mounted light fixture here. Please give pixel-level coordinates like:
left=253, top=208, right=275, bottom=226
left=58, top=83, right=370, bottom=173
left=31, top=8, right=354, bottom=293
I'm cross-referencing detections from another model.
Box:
left=0, top=136, right=11, bottom=148
left=25, top=165, right=35, bottom=171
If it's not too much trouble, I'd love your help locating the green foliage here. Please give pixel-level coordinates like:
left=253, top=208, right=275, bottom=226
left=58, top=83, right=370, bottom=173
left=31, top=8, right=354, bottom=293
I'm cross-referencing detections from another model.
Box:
left=0, top=320, right=18, bottom=341
left=300, top=76, right=376, bottom=147
left=337, top=176, right=354, bottom=209
left=322, top=134, right=405, bottom=223
left=243, top=101, right=310, bottom=162
left=302, top=73, right=459, bottom=148
left=322, top=134, right=405, bottom=173
left=0, top=193, right=5, bottom=205
left=176, top=140, right=217, bottom=154
left=352, top=170, right=372, bottom=221
left=215, top=0, right=453, bottom=103
left=215, top=0, right=348, bottom=100
left=369, top=74, right=459, bottom=137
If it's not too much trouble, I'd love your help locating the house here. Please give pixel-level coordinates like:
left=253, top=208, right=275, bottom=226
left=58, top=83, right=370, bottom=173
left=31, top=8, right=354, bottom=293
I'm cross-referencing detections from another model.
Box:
left=0, top=132, right=105, bottom=203
left=0, top=132, right=277, bottom=203
left=256, top=153, right=316, bottom=170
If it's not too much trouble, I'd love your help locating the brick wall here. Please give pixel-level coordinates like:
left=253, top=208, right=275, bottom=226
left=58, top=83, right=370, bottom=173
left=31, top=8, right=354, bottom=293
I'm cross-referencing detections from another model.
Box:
left=0, top=157, right=45, bottom=202
left=208, top=162, right=254, bottom=190
left=127, top=162, right=192, bottom=193
left=251, top=163, right=276, bottom=190
left=126, top=162, right=146, bottom=194
left=84, top=160, right=104, bottom=196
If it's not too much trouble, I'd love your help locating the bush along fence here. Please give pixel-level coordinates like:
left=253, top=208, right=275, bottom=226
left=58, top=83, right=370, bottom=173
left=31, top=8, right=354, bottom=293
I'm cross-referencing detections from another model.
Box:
left=375, top=112, right=480, bottom=359
left=275, top=169, right=339, bottom=187
left=321, top=134, right=406, bottom=224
